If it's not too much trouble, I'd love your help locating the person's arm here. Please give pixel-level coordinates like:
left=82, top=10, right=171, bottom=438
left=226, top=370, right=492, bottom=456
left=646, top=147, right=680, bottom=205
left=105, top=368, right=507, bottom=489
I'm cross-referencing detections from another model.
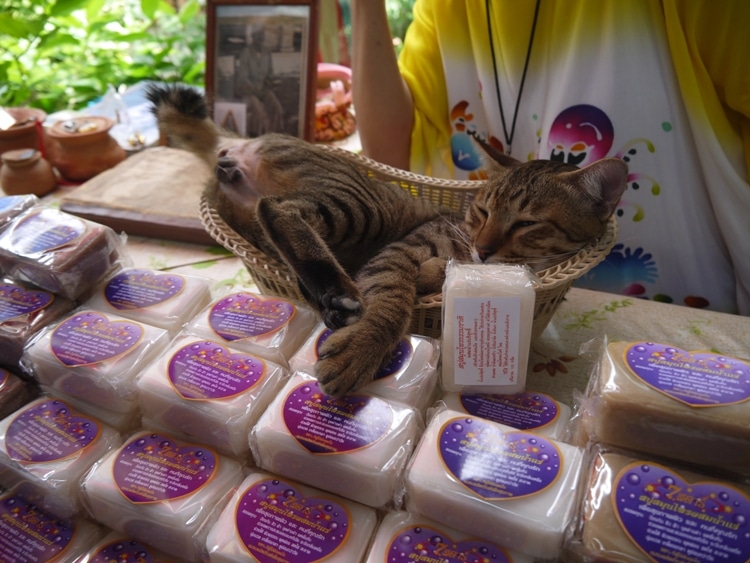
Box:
left=350, top=0, right=413, bottom=169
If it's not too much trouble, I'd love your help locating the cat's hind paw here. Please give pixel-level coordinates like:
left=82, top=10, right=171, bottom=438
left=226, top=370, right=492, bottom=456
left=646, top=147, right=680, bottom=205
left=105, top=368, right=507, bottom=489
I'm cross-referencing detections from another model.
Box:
left=319, top=290, right=363, bottom=330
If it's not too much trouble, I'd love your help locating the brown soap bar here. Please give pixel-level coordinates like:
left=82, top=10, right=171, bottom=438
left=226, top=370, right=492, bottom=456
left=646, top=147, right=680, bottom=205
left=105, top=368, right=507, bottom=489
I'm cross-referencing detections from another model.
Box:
left=0, top=207, right=124, bottom=301
left=0, top=278, right=75, bottom=370
left=567, top=447, right=750, bottom=562
left=582, top=340, right=750, bottom=474
left=0, top=367, right=36, bottom=419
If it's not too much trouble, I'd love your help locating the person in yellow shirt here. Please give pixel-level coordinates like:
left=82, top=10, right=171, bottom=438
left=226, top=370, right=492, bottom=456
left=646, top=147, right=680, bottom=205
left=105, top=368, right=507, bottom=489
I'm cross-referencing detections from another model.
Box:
left=350, top=0, right=750, bottom=315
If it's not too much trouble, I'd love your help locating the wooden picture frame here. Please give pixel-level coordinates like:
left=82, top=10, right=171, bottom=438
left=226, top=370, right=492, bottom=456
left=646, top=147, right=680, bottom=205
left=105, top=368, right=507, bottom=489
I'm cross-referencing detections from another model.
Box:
left=206, top=0, right=319, bottom=141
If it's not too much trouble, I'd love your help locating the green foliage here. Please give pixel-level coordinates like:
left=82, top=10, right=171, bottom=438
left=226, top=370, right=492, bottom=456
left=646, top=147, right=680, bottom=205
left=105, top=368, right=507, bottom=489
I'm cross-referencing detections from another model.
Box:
left=0, top=0, right=206, bottom=113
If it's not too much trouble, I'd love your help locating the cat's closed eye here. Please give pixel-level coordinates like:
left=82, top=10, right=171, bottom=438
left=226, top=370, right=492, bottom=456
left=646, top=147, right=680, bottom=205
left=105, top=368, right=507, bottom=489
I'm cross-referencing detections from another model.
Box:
left=512, top=220, right=537, bottom=230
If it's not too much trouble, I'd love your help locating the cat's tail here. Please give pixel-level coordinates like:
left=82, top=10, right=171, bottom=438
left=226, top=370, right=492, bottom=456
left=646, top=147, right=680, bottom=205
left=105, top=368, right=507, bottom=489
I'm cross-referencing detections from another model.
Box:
left=145, top=83, right=228, bottom=169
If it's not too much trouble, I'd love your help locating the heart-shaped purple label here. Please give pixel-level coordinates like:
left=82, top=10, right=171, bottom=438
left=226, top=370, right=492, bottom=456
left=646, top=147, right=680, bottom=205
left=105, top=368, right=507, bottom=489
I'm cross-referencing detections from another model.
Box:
left=283, top=381, right=393, bottom=454
left=386, top=523, right=512, bottom=563
left=51, top=311, right=144, bottom=367
left=208, top=292, right=296, bottom=341
left=8, top=209, right=84, bottom=255
left=5, top=399, right=100, bottom=463
left=624, top=342, right=750, bottom=407
left=458, top=392, right=560, bottom=430
left=0, top=282, right=54, bottom=322
left=614, top=462, right=750, bottom=562
left=439, top=417, right=561, bottom=499
left=113, top=433, right=218, bottom=503
left=168, top=340, right=266, bottom=400
left=236, top=478, right=351, bottom=562
left=314, top=329, right=413, bottom=380
left=0, top=494, right=75, bottom=561
left=103, top=269, right=185, bottom=310
left=89, top=538, right=160, bottom=563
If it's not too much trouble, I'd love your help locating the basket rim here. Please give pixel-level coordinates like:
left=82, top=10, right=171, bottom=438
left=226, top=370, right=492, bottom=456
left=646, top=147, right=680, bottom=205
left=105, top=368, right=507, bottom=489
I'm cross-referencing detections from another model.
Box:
left=200, top=194, right=618, bottom=297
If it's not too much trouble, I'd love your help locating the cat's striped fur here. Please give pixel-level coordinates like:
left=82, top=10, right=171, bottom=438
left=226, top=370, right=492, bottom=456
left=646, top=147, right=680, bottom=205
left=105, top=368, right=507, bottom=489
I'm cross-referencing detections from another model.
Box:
left=147, top=84, right=627, bottom=397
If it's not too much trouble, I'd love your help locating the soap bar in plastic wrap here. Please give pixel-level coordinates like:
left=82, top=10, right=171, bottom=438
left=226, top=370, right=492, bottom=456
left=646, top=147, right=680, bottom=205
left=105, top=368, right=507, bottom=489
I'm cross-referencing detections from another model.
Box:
left=205, top=471, right=378, bottom=562
left=0, top=207, right=125, bottom=301
left=85, top=267, right=212, bottom=335
left=581, top=340, right=750, bottom=474
left=23, top=308, right=170, bottom=415
left=0, top=396, right=121, bottom=519
left=80, top=429, right=243, bottom=562
left=185, top=289, right=319, bottom=367
left=290, top=322, right=440, bottom=414
left=137, top=334, right=287, bottom=458
left=405, top=406, right=583, bottom=561
left=250, top=373, right=422, bottom=509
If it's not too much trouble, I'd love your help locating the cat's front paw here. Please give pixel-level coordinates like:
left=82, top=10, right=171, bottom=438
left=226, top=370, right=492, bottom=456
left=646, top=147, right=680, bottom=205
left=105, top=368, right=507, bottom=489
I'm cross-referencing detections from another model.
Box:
left=314, top=324, right=391, bottom=397
left=319, top=288, right=363, bottom=330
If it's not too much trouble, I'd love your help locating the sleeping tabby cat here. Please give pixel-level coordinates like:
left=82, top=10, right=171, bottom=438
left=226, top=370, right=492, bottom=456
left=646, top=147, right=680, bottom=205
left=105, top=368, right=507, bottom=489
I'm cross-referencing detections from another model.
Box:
left=146, top=84, right=627, bottom=397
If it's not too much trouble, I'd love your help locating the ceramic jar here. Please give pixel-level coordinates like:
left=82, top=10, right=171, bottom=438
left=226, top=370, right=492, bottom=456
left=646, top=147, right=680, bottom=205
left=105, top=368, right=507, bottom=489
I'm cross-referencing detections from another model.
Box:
left=0, top=107, right=47, bottom=156
left=47, top=116, right=126, bottom=182
left=0, top=148, right=57, bottom=197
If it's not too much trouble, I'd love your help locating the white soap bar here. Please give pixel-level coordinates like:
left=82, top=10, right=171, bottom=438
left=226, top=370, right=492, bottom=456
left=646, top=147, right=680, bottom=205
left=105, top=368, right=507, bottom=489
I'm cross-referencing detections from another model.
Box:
left=206, top=471, right=378, bottom=562
left=40, top=386, right=140, bottom=433
left=290, top=322, right=440, bottom=413
left=80, top=429, right=243, bottom=562
left=74, top=531, right=174, bottom=563
left=581, top=340, right=750, bottom=475
left=441, top=261, right=536, bottom=394
left=568, top=446, right=750, bottom=562
left=0, top=396, right=121, bottom=519
left=185, top=289, right=319, bottom=367
left=22, top=308, right=170, bottom=414
left=85, top=267, right=212, bottom=335
left=137, top=334, right=287, bottom=458
left=0, top=486, right=104, bottom=563
left=365, top=510, right=534, bottom=563
left=405, top=407, right=583, bottom=561
left=250, top=373, right=422, bottom=508
left=440, top=390, right=572, bottom=441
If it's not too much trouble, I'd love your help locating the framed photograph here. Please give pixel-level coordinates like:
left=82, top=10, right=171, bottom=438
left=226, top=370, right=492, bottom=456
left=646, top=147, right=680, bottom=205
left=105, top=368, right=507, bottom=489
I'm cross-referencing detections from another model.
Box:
left=206, top=0, right=320, bottom=141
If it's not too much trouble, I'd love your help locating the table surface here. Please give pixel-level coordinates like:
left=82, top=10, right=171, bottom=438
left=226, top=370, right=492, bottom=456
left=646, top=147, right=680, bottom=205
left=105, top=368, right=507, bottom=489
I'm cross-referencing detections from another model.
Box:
left=9, top=181, right=749, bottom=411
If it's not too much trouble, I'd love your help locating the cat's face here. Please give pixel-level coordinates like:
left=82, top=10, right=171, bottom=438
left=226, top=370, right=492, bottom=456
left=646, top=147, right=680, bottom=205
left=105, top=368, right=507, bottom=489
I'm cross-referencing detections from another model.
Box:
left=464, top=155, right=627, bottom=271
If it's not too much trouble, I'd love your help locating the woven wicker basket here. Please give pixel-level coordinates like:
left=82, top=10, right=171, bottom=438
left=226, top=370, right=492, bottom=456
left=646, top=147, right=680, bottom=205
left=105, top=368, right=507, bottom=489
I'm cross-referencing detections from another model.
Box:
left=200, top=144, right=618, bottom=341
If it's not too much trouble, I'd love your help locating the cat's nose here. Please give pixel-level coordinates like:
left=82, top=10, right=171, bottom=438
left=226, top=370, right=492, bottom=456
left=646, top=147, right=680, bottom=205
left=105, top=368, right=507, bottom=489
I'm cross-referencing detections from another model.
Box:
left=216, top=156, right=243, bottom=185
left=474, top=245, right=493, bottom=262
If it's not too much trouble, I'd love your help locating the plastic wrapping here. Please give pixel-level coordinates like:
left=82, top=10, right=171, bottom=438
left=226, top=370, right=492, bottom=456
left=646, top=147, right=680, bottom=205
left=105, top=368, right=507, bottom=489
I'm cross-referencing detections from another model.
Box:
left=441, top=260, right=538, bottom=394
left=204, top=470, right=378, bottom=562
left=249, top=372, right=423, bottom=509
left=22, top=308, right=170, bottom=415
left=0, top=486, right=104, bottom=562
left=0, top=396, right=121, bottom=519
left=84, top=267, right=212, bottom=335
left=290, top=322, right=441, bottom=414
left=564, top=444, right=750, bottom=562
left=0, top=367, right=37, bottom=420
left=579, top=339, right=750, bottom=475
left=439, top=389, right=572, bottom=441
left=136, top=333, right=287, bottom=459
left=0, top=194, right=39, bottom=231
left=39, top=386, right=140, bottom=433
left=0, top=206, right=126, bottom=301
left=185, top=288, right=319, bottom=367
left=404, top=406, right=584, bottom=561
left=72, top=530, right=174, bottom=563
left=0, top=277, right=75, bottom=370
left=364, top=510, right=534, bottom=563
left=80, top=429, right=244, bottom=562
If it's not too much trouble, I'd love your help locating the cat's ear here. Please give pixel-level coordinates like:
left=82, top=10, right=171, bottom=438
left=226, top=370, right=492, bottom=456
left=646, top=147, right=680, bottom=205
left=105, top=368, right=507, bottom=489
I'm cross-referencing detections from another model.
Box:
left=471, top=134, right=520, bottom=171
left=569, top=158, right=628, bottom=221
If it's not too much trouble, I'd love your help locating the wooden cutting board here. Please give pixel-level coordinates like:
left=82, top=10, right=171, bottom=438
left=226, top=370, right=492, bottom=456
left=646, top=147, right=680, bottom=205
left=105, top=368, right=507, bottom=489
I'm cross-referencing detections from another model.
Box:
left=60, top=146, right=215, bottom=245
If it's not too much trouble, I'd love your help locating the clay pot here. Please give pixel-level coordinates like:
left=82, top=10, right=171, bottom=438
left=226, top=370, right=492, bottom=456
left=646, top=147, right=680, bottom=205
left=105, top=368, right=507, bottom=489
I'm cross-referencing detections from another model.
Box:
left=46, top=116, right=127, bottom=182
left=0, top=107, right=47, bottom=156
left=0, top=148, right=57, bottom=197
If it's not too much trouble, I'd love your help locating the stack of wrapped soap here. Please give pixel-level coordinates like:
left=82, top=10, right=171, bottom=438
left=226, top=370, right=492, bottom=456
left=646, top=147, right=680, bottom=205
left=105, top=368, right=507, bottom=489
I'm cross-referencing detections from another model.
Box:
left=564, top=339, right=750, bottom=561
